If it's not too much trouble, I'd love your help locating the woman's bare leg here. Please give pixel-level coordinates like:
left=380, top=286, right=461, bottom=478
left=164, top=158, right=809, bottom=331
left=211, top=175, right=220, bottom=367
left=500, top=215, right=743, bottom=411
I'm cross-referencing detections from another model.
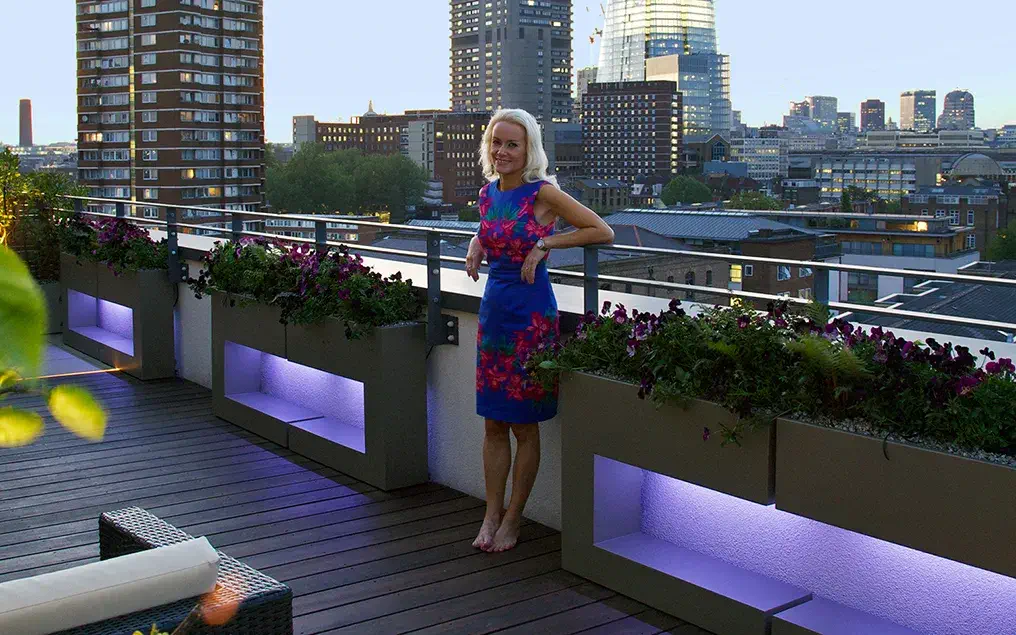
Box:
left=473, top=419, right=512, bottom=550
left=489, top=423, right=540, bottom=552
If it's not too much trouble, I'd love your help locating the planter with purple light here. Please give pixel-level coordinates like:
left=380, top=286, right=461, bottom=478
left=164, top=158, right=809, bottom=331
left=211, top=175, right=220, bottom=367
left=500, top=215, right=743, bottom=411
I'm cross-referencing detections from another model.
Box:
left=775, top=417, right=1016, bottom=580
left=60, top=252, right=175, bottom=380
left=211, top=298, right=428, bottom=491
left=211, top=295, right=289, bottom=445
left=559, top=371, right=800, bottom=635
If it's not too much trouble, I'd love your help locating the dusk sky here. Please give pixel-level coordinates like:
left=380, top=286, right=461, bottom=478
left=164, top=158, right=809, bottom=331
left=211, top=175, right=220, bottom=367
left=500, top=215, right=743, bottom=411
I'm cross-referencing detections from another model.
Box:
left=3, top=0, right=1013, bottom=145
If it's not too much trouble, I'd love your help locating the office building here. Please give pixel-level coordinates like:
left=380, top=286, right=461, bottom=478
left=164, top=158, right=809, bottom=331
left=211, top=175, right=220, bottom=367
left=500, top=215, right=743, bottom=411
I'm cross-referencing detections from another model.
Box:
left=806, top=96, right=838, bottom=129
left=19, top=99, right=33, bottom=148
left=731, top=137, right=787, bottom=188
left=901, top=90, right=937, bottom=133
left=860, top=99, right=885, bottom=132
left=599, top=0, right=731, bottom=137
left=582, top=80, right=683, bottom=183
left=299, top=109, right=489, bottom=208
left=574, top=66, right=598, bottom=121
left=789, top=101, right=810, bottom=118
left=903, top=183, right=1008, bottom=254
left=836, top=112, right=857, bottom=136
left=449, top=0, right=573, bottom=125
left=76, top=0, right=265, bottom=225
left=938, top=90, right=975, bottom=131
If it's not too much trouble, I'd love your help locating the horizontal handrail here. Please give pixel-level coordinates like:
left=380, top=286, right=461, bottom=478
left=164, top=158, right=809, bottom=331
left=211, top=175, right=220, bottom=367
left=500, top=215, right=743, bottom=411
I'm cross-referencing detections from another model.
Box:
left=55, top=196, right=1016, bottom=336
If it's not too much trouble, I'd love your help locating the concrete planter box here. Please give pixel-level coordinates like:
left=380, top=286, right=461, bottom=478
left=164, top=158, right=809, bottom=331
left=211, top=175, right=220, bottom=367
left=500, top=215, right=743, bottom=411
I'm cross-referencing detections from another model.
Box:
left=211, top=297, right=428, bottom=491
left=60, top=253, right=175, bottom=380
left=40, top=281, right=63, bottom=334
left=776, top=417, right=1016, bottom=579
left=561, top=372, right=804, bottom=635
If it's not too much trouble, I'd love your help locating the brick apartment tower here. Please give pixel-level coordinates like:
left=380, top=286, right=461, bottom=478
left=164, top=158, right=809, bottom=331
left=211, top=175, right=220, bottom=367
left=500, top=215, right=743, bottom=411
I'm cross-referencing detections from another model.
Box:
left=76, top=0, right=265, bottom=227
left=19, top=99, right=33, bottom=147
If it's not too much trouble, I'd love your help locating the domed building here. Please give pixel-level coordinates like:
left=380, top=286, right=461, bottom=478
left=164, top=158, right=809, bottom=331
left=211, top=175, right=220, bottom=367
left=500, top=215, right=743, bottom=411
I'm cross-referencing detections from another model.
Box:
left=948, top=153, right=1005, bottom=183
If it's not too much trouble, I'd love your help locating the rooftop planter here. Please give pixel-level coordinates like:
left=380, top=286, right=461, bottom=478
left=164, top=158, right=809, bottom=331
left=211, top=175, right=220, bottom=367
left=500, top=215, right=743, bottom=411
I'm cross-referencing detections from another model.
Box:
left=197, top=239, right=427, bottom=491
left=58, top=216, right=174, bottom=380
left=537, top=299, right=1016, bottom=632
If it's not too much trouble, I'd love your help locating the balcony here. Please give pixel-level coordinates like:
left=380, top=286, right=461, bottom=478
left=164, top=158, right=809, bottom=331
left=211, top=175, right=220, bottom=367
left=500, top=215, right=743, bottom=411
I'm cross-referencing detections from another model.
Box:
left=5, top=197, right=1016, bottom=635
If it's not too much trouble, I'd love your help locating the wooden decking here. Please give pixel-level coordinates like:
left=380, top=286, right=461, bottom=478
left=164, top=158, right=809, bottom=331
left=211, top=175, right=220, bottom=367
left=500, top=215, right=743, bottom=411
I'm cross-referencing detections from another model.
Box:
left=0, top=347, right=711, bottom=634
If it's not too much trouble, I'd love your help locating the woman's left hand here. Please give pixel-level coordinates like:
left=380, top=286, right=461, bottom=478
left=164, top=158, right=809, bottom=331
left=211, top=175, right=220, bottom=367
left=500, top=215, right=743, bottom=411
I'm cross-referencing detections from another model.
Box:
left=520, top=245, right=548, bottom=284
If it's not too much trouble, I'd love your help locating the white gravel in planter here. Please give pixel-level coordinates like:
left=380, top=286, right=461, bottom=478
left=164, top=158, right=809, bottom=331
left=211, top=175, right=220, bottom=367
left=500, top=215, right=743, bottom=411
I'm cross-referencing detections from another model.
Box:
left=791, top=414, right=1016, bottom=469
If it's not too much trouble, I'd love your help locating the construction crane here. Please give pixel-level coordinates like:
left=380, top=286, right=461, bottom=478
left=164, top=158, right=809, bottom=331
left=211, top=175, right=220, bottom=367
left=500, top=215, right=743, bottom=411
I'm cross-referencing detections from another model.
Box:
left=587, top=2, right=606, bottom=44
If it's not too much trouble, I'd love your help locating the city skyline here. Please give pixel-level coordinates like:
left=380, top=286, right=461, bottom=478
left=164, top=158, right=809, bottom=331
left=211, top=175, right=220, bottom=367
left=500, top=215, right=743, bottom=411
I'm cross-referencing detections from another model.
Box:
left=2, top=0, right=1014, bottom=145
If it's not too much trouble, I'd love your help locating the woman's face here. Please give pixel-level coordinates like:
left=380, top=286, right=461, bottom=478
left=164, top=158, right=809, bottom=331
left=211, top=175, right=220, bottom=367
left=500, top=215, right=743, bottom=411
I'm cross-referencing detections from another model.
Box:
left=489, top=121, right=527, bottom=177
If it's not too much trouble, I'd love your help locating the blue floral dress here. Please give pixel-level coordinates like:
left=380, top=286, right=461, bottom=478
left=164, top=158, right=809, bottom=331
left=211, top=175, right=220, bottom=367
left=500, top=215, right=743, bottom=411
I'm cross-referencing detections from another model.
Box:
left=476, top=179, right=559, bottom=424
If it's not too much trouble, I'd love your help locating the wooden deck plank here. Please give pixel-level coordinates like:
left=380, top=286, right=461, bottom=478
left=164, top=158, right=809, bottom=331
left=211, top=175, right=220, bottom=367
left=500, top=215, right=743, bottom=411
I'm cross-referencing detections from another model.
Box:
left=0, top=353, right=710, bottom=635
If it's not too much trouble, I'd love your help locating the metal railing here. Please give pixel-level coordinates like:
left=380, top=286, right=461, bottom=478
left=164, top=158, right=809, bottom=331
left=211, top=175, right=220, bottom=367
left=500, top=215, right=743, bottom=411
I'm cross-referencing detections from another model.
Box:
left=59, top=196, right=1016, bottom=341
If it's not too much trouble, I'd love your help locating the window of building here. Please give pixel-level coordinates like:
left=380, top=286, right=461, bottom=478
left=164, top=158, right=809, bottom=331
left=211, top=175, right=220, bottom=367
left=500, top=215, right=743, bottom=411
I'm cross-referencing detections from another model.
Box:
left=141, top=0, right=155, bottom=6
left=141, top=111, right=157, bottom=123
left=799, top=288, right=813, bottom=300
left=141, top=130, right=157, bottom=142
left=142, top=149, right=158, bottom=161
left=142, top=53, right=156, bottom=65
left=799, top=267, right=813, bottom=278
left=967, top=211, right=975, bottom=226
left=142, top=206, right=159, bottom=218
left=684, top=271, right=695, bottom=300
left=729, top=264, right=742, bottom=283
left=141, top=34, right=156, bottom=46
left=892, top=243, right=935, bottom=258
left=777, top=266, right=791, bottom=281
left=143, top=169, right=158, bottom=181
left=140, top=14, right=156, bottom=27
left=141, top=72, right=157, bottom=84
left=920, top=209, right=929, bottom=217
left=142, top=188, right=158, bottom=200
left=141, top=91, right=157, bottom=104
left=949, top=210, right=960, bottom=226
left=935, top=209, right=946, bottom=218
left=966, top=234, right=977, bottom=250
left=705, top=270, right=713, bottom=286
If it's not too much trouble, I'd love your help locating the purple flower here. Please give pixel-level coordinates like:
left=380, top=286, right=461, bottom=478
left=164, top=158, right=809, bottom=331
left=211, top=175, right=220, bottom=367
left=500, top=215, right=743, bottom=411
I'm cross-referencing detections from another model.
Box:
left=668, top=298, right=681, bottom=313
left=1001, top=358, right=1016, bottom=374
left=980, top=347, right=997, bottom=361
left=986, top=361, right=1001, bottom=375
left=601, top=300, right=612, bottom=315
left=702, top=426, right=711, bottom=442
left=737, top=316, right=750, bottom=329
left=626, top=338, right=638, bottom=357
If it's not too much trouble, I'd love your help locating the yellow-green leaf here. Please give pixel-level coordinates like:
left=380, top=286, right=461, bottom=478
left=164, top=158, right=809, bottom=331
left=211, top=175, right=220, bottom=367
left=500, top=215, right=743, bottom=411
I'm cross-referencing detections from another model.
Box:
left=0, top=370, right=20, bottom=390
left=48, top=385, right=106, bottom=442
left=0, top=246, right=47, bottom=378
left=0, top=407, right=44, bottom=448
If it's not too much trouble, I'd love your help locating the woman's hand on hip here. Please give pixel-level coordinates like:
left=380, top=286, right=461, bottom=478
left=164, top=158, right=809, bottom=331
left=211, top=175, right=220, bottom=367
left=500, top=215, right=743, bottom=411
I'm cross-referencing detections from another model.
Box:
left=521, top=246, right=548, bottom=284
left=466, top=236, right=485, bottom=282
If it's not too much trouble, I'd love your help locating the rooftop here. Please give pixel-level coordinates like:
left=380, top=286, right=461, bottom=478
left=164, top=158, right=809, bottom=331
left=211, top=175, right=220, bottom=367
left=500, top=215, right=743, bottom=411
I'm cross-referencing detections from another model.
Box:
left=604, top=209, right=819, bottom=243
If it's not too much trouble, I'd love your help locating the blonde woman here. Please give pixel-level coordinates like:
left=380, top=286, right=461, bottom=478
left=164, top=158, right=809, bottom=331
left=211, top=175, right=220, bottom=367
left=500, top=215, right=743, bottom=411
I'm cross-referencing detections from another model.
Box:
left=466, top=109, right=614, bottom=552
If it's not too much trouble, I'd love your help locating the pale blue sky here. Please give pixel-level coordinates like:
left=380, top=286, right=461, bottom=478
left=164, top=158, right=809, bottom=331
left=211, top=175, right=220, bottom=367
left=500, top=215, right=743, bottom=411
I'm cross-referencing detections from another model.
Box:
left=3, top=0, right=1013, bottom=145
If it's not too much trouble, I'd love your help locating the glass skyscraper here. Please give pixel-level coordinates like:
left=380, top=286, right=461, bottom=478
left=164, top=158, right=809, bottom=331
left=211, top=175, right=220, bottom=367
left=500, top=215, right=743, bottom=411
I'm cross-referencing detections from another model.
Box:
left=597, top=0, right=731, bottom=137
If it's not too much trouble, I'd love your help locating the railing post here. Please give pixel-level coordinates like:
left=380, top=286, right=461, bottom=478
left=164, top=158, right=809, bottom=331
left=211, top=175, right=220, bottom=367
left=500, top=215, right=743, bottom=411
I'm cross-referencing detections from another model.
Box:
left=73, top=198, right=84, bottom=215
left=315, top=219, right=327, bottom=251
left=166, top=208, right=185, bottom=284
left=815, top=267, right=830, bottom=307
left=115, top=201, right=126, bottom=218
left=426, top=233, right=458, bottom=347
left=231, top=212, right=243, bottom=243
left=583, top=245, right=599, bottom=315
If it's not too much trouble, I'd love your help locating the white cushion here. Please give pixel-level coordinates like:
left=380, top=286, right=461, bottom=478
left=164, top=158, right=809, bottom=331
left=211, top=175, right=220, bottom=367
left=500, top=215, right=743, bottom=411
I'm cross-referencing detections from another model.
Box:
left=0, top=537, right=219, bottom=635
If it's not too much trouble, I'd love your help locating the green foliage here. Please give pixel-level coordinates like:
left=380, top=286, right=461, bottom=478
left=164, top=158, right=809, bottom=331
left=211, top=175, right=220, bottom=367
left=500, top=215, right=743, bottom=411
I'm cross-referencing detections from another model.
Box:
left=0, top=148, right=85, bottom=281
left=265, top=144, right=429, bottom=223
left=988, top=220, right=1016, bottom=262
left=458, top=206, right=480, bottom=222
left=884, top=199, right=902, bottom=214
left=190, top=240, right=422, bottom=339
left=59, top=217, right=168, bottom=275
left=840, top=189, right=852, bottom=213
left=660, top=176, right=713, bottom=206
left=727, top=191, right=783, bottom=211
left=0, top=246, right=106, bottom=447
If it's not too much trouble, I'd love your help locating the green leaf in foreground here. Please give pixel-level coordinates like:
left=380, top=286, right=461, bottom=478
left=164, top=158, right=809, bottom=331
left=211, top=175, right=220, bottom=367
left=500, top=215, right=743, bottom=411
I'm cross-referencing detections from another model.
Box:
left=0, top=408, right=44, bottom=448
left=0, top=246, right=47, bottom=378
left=48, top=385, right=106, bottom=442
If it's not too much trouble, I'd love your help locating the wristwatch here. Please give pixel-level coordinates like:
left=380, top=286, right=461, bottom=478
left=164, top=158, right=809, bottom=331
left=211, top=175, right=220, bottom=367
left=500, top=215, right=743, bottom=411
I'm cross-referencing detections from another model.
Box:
left=536, top=238, right=548, bottom=251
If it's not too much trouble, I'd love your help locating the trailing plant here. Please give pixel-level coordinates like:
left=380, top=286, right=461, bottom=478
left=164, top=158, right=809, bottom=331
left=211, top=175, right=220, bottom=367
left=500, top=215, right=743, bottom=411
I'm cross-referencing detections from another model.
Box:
left=58, top=215, right=168, bottom=275
left=189, top=239, right=422, bottom=339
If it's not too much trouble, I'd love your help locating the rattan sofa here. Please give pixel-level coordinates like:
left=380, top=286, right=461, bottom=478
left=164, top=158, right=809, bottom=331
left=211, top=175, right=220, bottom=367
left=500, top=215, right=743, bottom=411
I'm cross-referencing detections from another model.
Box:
left=53, top=507, right=292, bottom=635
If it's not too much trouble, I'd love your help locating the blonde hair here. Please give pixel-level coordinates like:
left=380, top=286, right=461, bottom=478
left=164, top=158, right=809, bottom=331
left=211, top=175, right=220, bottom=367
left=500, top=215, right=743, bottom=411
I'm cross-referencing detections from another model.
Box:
left=479, top=108, right=558, bottom=187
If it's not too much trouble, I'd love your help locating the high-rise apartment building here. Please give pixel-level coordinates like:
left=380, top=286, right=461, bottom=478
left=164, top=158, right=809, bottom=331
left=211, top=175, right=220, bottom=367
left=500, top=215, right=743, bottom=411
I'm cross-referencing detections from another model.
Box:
left=76, top=0, right=265, bottom=225
left=938, top=90, right=975, bottom=131
left=19, top=99, right=33, bottom=148
left=789, top=100, right=811, bottom=119
left=836, top=112, right=857, bottom=136
left=806, top=96, right=838, bottom=129
left=582, top=81, right=683, bottom=183
left=449, top=0, right=573, bottom=125
left=598, top=0, right=731, bottom=137
left=900, top=90, right=936, bottom=133
left=860, top=99, right=885, bottom=132
left=299, top=109, right=489, bottom=208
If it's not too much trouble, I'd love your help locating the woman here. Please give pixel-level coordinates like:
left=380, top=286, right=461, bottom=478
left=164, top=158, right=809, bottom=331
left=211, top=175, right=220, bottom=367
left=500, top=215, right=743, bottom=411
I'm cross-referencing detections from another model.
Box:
left=466, top=109, right=614, bottom=552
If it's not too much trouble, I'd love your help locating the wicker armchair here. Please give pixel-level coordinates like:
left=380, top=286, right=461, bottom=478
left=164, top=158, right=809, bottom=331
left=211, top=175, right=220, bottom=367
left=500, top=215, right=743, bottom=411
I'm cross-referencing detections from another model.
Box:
left=52, top=507, right=292, bottom=635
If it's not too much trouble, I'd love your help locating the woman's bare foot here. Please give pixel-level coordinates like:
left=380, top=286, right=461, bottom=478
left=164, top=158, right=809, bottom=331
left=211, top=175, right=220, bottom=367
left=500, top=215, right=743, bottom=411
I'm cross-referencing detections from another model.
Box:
left=472, top=513, right=501, bottom=550
left=487, top=515, right=521, bottom=552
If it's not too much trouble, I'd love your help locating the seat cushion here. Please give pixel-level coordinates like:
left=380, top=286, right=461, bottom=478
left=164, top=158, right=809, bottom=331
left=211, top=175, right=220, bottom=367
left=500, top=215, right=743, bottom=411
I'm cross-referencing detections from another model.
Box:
left=0, top=537, right=219, bottom=635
